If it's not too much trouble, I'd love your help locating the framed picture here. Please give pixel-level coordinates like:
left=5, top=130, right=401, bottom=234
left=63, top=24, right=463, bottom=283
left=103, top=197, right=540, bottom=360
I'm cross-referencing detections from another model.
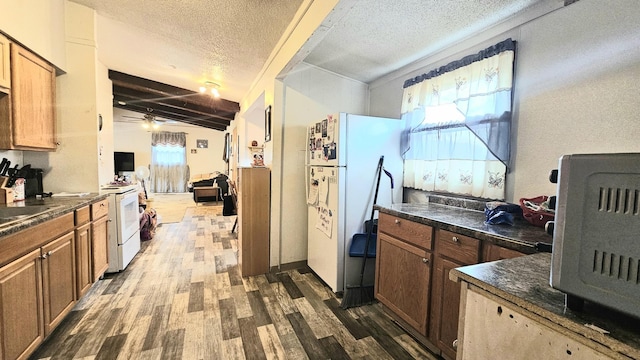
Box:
left=197, top=139, right=208, bottom=148
left=223, top=133, right=232, bottom=162
left=265, top=105, right=272, bottom=142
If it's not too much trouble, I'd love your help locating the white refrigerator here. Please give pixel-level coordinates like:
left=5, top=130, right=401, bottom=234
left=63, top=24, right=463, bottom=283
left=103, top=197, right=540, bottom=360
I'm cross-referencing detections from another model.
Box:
left=306, top=113, right=403, bottom=293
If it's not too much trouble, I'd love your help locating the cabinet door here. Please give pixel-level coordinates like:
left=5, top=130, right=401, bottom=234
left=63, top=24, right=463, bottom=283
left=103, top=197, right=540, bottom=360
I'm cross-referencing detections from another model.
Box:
left=0, top=249, right=44, bottom=360
left=91, top=215, right=109, bottom=281
left=431, top=255, right=464, bottom=360
left=482, top=243, right=525, bottom=262
left=375, top=232, right=432, bottom=336
left=75, top=222, right=92, bottom=298
left=41, top=232, right=76, bottom=335
left=10, top=43, right=56, bottom=150
left=0, top=34, right=10, bottom=91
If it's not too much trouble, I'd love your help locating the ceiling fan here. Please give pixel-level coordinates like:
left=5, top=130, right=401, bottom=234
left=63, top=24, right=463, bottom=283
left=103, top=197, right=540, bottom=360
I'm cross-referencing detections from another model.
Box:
left=121, top=109, right=175, bottom=129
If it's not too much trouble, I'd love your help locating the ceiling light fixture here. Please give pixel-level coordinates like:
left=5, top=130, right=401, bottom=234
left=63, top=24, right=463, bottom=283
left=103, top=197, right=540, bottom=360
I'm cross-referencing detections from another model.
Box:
left=200, top=81, right=220, bottom=98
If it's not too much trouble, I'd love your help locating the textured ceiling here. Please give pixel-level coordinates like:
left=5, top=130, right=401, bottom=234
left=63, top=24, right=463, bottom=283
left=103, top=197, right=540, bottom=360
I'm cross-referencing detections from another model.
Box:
left=69, top=0, right=304, bottom=102
left=68, top=0, right=564, bottom=127
left=304, top=0, right=563, bottom=83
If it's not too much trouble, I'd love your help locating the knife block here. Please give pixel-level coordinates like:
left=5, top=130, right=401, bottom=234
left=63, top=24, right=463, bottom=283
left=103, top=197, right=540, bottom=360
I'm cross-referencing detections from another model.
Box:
left=0, top=176, right=14, bottom=203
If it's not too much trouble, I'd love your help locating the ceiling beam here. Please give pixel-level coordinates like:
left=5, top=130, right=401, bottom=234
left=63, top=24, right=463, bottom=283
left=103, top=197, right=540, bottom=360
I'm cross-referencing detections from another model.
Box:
left=112, top=89, right=234, bottom=124
left=112, top=95, right=230, bottom=129
left=108, top=70, right=239, bottom=131
left=109, top=70, right=240, bottom=113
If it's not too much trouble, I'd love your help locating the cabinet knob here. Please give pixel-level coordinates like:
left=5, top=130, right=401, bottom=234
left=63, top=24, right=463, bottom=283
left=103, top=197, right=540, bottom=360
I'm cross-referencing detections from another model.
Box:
left=422, top=258, right=429, bottom=263
left=452, top=236, right=459, bottom=243
left=41, top=251, right=53, bottom=259
left=394, top=219, right=400, bottom=224
left=453, top=339, right=459, bottom=349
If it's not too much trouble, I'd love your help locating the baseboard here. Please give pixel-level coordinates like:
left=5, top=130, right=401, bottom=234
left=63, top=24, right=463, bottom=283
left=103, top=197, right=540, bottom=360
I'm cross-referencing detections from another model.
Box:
left=269, top=260, right=308, bottom=273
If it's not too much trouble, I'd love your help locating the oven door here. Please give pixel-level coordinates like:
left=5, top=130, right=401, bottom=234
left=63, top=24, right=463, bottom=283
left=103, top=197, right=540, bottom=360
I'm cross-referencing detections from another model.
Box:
left=115, top=189, right=140, bottom=244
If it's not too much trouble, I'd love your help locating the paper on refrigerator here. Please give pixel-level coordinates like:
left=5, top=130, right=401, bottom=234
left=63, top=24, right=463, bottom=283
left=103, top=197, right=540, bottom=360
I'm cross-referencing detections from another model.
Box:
left=318, top=176, right=329, bottom=205
left=315, top=204, right=333, bottom=237
left=307, top=179, right=319, bottom=205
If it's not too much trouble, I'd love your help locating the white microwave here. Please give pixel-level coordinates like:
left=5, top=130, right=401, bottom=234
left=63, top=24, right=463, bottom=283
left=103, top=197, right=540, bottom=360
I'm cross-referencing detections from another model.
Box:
left=550, top=153, right=640, bottom=318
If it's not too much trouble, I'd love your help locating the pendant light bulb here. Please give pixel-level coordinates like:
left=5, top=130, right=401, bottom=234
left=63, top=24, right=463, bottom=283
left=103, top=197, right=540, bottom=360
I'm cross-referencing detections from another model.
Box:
left=199, top=86, right=207, bottom=93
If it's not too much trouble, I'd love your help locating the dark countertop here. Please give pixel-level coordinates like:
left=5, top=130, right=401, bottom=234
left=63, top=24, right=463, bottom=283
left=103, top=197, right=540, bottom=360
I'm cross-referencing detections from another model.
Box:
left=0, top=194, right=108, bottom=237
left=451, top=253, right=640, bottom=359
left=376, top=202, right=552, bottom=254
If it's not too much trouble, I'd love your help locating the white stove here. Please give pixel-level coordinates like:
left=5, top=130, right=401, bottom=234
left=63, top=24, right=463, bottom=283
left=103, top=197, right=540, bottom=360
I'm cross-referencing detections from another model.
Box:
left=100, top=183, right=141, bottom=272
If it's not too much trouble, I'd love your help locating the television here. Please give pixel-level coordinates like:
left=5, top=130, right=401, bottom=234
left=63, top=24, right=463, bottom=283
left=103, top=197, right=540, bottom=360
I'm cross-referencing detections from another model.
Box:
left=114, top=152, right=135, bottom=173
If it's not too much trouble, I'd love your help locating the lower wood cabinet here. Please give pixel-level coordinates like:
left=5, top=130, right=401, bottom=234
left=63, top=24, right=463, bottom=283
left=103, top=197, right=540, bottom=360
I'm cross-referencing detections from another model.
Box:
left=0, top=224, right=75, bottom=360
left=41, top=232, right=76, bottom=335
left=0, top=199, right=108, bottom=360
left=0, top=248, right=44, bottom=360
left=375, top=213, right=434, bottom=338
left=376, top=232, right=432, bottom=335
left=430, top=229, right=480, bottom=360
left=75, top=206, right=92, bottom=299
left=376, top=212, right=528, bottom=360
left=91, top=200, right=109, bottom=282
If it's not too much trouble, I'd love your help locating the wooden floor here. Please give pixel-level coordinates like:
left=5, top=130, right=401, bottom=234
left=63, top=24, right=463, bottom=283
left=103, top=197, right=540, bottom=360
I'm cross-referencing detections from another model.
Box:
left=31, top=205, right=439, bottom=360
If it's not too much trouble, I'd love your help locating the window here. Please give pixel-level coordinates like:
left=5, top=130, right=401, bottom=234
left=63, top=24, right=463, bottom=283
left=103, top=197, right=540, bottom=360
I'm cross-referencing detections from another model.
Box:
left=150, top=131, right=188, bottom=193
left=401, top=39, right=515, bottom=200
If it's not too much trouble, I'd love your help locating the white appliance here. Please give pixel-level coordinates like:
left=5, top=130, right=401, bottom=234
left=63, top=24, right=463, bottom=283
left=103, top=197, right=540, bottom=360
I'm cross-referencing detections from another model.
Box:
left=306, top=113, right=403, bottom=293
left=550, top=153, right=640, bottom=319
left=100, top=184, right=141, bottom=272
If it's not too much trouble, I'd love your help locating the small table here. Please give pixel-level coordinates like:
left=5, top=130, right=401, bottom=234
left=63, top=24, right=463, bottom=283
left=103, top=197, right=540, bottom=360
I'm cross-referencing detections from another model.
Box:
left=193, top=186, right=222, bottom=204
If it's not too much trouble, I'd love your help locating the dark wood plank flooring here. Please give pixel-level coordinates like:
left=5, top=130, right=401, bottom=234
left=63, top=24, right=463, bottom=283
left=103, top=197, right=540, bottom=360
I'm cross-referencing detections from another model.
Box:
left=30, top=205, right=439, bottom=359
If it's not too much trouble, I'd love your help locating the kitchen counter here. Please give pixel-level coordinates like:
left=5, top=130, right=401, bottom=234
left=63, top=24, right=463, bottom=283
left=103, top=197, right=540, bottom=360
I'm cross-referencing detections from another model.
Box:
left=376, top=202, right=552, bottom=254
left=450, top=253, right=640, bottom=359
left=0, top=193, right=108, bottom=237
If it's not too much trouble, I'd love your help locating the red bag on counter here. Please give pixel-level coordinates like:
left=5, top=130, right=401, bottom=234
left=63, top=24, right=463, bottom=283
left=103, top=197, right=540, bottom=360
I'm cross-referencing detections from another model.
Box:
left=519, top=196, right=555, bottom=228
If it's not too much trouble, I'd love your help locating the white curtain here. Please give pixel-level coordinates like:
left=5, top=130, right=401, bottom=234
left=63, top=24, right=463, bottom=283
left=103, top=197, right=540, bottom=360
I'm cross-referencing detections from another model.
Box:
left=401, top=39, right=515, bottom=200
left=150, top=131, right=189, bottom=193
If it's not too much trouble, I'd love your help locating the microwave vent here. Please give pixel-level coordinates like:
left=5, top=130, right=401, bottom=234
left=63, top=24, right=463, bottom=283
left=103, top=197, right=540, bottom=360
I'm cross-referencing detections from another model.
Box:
left=592, top=249, right=639, bottom=283
left=598, top=187, right=640, bottom=215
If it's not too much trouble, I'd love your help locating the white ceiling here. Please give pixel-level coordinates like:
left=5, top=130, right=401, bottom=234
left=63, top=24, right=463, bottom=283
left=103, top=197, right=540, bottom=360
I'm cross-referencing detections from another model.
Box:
left=69, top=0, right=564, bottom=103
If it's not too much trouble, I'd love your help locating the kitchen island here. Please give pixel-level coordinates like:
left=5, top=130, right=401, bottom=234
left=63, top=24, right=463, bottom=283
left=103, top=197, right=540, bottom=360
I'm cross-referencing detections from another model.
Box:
left=451, top=253, right=640, bottom=359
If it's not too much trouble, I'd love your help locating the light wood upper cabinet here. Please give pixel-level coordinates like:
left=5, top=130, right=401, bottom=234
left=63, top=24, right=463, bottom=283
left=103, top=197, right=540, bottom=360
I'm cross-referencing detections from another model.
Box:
left=0, top=42, right=56, bottom=151
left=0, top=33, right=10, bottom=91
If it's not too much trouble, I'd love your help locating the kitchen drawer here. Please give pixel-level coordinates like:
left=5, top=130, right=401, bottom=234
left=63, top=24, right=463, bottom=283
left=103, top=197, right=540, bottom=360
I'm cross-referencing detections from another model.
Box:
left=91, top=199, right=109, bottom=220
left=75, top=206, right=90, bottom=226
left=379, top=212, right=433, bottom=250
left=436, top=229, right=480, bottom=264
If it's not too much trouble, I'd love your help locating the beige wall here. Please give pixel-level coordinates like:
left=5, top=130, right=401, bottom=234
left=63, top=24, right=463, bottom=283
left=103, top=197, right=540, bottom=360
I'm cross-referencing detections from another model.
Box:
left=113, top=119, right=227, bottom=185
left=370, top=0, right=640, bottom=204
left=0, top=0, right=66, bottom=70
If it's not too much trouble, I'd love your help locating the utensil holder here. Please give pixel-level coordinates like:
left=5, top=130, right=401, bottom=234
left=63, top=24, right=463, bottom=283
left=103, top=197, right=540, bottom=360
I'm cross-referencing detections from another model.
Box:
left=0, top=176, right=14, bottom=203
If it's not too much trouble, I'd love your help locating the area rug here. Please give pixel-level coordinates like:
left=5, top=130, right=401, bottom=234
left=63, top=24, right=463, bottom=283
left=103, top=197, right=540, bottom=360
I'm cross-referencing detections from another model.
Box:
left=147, top=192, right=223, bottom=224
left=147, top=192, right=194, bottom=224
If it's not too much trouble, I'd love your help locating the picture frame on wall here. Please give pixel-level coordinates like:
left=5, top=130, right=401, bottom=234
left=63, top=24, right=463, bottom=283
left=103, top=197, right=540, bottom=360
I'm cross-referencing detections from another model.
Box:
left=197, top=139, right=208, bottom=148
left=265, top=105, right=272, bottom=142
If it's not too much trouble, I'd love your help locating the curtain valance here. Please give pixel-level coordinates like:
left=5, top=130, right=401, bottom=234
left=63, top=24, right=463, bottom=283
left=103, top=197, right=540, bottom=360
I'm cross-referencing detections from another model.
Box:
left=403, top=38, right=516, bottom=88
left=151, top=131, right=187, bottom=147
